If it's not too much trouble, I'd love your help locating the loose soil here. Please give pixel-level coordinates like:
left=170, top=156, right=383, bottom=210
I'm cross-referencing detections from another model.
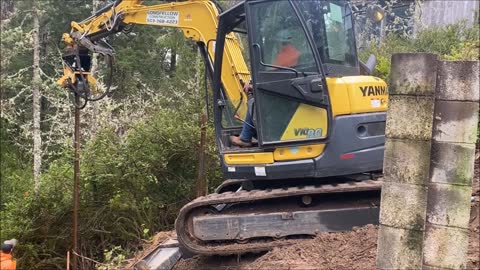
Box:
left=174, top=151, right=480, bottom=270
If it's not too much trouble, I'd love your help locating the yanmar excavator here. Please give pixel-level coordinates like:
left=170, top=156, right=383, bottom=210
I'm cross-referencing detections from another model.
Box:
left=58, top=0, right=388, bottom=255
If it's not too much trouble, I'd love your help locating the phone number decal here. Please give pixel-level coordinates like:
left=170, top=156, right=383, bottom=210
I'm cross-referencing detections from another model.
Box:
left=146, top=11, right=179, bottom=25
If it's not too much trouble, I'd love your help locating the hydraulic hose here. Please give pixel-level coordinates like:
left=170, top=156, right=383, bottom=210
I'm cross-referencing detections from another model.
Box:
left=87, top=56, right=114, bottom=102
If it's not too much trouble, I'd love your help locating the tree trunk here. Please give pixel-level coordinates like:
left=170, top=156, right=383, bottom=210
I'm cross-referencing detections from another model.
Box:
left=195, top=48, right=207, bottom=197
left=89, top=0, right=100, bottom=137
left=0, top=0, right=14, bottom=20
left=169, top=48, right=177, bottom=72
left=195, top=114, right=207, bottom=197
left=32, top=0, right=42, bottom=194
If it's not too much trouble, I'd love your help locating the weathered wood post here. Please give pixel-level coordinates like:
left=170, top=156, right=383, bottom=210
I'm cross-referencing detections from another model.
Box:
left=196, top=114, right=208, bottom=197
left=377, top=53, right=479, bottom=269
left=377, top=53, right=438, bottom=269
left=423, top=61, right=479, bottom=269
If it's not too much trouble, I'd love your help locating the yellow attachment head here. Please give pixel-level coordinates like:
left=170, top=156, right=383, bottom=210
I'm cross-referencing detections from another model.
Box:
left=57, top=53, right=98, bottom=96
left=57, top=63, right=98, bottom=95
left=62, top=33, right=75, bottom=46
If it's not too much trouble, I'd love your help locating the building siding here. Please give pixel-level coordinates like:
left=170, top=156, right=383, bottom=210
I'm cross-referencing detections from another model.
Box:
left=416, top=0, right=479, bottom=30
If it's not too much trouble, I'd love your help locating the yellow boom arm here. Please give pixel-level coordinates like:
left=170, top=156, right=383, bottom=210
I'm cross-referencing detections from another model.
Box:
left=59, top=0, right=250, bottom=116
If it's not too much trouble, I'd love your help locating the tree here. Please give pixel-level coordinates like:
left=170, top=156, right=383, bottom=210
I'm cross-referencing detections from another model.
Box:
left=32, top=0, right=42, bottom=193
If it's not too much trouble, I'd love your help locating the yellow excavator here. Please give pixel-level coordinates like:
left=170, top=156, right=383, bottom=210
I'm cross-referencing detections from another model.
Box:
left=58, top=0, right=388, bottom=255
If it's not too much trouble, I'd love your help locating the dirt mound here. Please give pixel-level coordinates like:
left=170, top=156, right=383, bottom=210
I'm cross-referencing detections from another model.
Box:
left=174, top=253, right=260, bottom=270
left=246, top=225, right=377, bottom=270
left=173, top=226, right=377, bottom=270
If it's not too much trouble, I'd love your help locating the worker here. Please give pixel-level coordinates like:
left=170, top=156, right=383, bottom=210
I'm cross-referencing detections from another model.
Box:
left=230, top=29, right=300, bottom=147
left=230, top=83, right=256, bottom=147
left=0, top=239, right=17, bottom=270
left=272, top=29, right=301, bottom=68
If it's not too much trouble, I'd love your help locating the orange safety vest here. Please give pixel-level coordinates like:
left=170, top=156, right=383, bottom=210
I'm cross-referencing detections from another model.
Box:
left=0, top=252, right=16, bottom=270
left=274, top=44, right=300, bottom=68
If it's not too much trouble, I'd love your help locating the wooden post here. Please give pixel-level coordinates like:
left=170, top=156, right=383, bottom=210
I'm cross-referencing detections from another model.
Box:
left=196, top=114, right=207, bottom=197
left=72, top=95, right=81, bottom=270
left=423, top=61, right=479, bottom=269
left=377, top=53, right=438, bottom=269
left=67, top=251, right=70, bottom=270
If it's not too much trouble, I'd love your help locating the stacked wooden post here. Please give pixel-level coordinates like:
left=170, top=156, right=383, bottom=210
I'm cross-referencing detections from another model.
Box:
left=377, top=53, right=479, bottom=269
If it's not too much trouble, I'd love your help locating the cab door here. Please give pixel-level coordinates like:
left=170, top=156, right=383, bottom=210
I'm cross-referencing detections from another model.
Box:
left=245, top=0, right=331, bottom=147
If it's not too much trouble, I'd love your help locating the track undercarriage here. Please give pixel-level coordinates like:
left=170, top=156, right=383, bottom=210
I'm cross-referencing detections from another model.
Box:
left=175, top=176, right=382, bottom=255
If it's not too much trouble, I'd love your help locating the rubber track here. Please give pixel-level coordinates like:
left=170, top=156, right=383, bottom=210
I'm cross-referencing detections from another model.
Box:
left=175, top=178, right=382, bottom=255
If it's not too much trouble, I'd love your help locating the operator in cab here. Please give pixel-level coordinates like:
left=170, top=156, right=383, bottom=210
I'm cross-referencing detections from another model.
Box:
left=230, top=29, right=300, bottom=147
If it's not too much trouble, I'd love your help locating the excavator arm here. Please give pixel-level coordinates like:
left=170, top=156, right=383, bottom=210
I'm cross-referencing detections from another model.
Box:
left=58, top=0, right=250, bottom=116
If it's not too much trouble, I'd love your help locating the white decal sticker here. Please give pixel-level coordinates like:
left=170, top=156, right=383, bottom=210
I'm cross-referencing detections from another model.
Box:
left=146, top=11, right=179, bottom=25
left=254, top=167, right=266, bottom=176
left=289, top=147, right=299, bottom=154
left=371, top=98, right=381, bottom=108
left=227, top=166, right=236, bottom=172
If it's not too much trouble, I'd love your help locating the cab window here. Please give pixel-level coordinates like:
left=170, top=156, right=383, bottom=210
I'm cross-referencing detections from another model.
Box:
left=297, top=1, right=357, bottom=67
left=251, top=0, right=317, bottom=73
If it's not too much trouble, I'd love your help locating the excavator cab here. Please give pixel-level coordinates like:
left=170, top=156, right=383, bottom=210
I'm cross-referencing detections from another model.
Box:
left=246, top=0, right=332, bottom=146
left=213, top=0, right=384, bottom=180
left=214, top=0, right=333, bottom=146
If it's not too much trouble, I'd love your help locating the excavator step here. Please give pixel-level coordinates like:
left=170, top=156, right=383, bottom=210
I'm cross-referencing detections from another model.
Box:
left=175, top=178, right=383, bottom=255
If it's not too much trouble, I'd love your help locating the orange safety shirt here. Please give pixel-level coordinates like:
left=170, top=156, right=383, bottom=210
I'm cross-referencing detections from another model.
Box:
left=0, top=252, right=16, bottom=270
left=274, top=44, right=300, bottom=68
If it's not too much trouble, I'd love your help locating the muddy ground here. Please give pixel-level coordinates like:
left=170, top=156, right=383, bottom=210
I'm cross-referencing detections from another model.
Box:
left=173, top=152, right=480, bottom=270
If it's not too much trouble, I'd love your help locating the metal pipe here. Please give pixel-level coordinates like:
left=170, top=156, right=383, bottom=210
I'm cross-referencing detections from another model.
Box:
left=72, top=94, right=81, bottom=270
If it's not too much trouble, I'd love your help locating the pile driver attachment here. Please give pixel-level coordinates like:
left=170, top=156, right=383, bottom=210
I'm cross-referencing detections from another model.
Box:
left=57, top=31, right=115, bottom=108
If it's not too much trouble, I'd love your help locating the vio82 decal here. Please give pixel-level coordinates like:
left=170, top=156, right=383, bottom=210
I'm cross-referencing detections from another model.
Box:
left=294, top=128, right=323, bottom=138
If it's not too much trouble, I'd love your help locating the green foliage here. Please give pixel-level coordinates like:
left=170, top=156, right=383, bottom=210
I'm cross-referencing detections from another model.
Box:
left=360, top=21, right=480, bottom=82
left=1, top=107, right=222, bottom=269
left=1, top=153, right=73, bottom=268
left=97, top=246, right=127, bottom=270
left=359, top=21, right=480, bottom=141
left=0, top=119, right=32, bottom=205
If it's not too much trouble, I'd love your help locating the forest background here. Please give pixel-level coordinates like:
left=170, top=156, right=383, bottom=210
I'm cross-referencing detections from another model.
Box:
left=0, top=0, right=478, bottom=269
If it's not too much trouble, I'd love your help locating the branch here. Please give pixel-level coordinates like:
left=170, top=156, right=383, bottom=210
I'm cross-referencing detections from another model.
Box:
left=72, top=251, right=108, bottom=266
left=39, top=67, right=57, bottom=82
left=6, top=65, right=33, bottom=79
